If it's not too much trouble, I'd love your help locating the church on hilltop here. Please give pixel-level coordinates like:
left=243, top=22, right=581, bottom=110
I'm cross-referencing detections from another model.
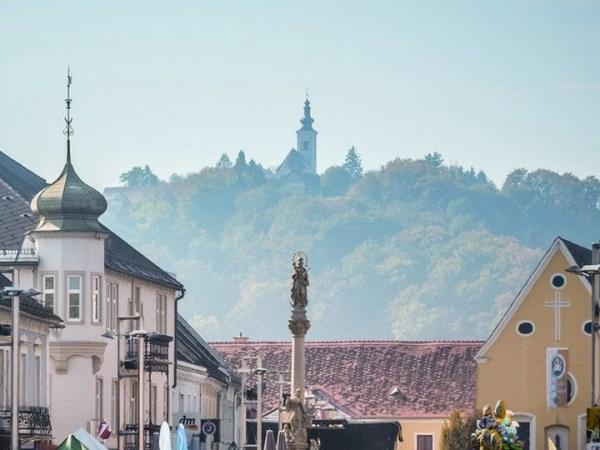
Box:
left=274, top=98, right=320, bottom=194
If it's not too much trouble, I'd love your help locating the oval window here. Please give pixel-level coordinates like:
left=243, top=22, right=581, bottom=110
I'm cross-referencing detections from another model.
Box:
left=551, top=274, right=566, bottom=289
left=584, top=321, right=593, bottom=335
left=517, top=321, right=535, bottom=336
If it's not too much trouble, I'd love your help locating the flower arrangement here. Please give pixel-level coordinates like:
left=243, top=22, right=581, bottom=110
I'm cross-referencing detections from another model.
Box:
left=472, top=400, right=523, bottom=450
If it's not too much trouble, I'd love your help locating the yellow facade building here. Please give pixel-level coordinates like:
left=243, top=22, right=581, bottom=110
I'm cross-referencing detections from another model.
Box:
left=476, top=237, right=594, bottom=450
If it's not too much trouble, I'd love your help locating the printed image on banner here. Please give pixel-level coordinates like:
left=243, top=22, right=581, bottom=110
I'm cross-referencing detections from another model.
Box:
left=546, top=347, right=569, bottom=408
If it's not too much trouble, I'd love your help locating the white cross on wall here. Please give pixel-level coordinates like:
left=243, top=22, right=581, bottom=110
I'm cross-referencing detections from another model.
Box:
left=545, top=292, right=571, bottom=341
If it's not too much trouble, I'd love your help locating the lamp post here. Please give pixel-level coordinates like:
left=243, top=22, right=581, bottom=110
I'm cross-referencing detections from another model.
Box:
left=254, top=367, right=267, bottom=450
left=101, top=315, right=141, bottom=450
left=2, top=287, right=41, bottom=450
left=566, top=242, right=600, bottom=407
left=129, top=329, right=147, bottom=450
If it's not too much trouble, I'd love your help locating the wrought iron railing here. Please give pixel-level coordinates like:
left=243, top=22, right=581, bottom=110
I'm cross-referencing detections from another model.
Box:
left=0, top=406, right=52, bottom=437
left=124, top=333, right=172, bottom=373
left=122, top=423, right=161, bottom=450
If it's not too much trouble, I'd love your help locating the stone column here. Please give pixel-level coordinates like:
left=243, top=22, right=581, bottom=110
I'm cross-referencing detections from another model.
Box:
left=285, top=254, right=311, bottom=450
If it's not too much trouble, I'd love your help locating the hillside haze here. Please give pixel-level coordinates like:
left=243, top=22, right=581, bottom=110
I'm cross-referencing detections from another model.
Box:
left=102, top=152, right=600, bottom=341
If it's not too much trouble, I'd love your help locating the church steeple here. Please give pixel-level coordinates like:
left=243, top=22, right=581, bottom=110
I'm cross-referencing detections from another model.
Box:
left=300, top=98, right=314, bottom=131
left=30, top=69, right=108, bottom=232
left=296, top=96, right=318, bottom=174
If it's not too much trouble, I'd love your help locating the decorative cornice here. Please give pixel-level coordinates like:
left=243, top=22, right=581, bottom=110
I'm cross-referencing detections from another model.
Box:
left=289, top=318, right=311, bottom=337
left=50, top=340, right=107, bottom=374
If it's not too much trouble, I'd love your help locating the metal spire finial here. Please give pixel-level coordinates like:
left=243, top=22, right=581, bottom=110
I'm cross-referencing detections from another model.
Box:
left=63, top=66, right=74, bottom=164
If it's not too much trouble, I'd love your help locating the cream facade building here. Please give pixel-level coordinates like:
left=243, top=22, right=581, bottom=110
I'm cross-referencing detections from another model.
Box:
left=476, top=237, right=594, bottom=450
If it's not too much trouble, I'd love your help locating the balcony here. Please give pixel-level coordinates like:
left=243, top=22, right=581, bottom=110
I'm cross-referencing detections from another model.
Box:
left=0, top=248, right=39, bottom=265
left=122, top=423, right=161, bottom=450
left=123, top=333, right=172, bottom=373
left=0, top=406, right=52, bottom=443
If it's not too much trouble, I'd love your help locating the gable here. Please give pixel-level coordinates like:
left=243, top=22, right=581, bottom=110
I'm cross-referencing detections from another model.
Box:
left=476, top=237, right=591, bottom=361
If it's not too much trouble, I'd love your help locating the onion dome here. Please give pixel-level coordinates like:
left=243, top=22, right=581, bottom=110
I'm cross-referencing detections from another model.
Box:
left=31, top=146, right=107, bottom=232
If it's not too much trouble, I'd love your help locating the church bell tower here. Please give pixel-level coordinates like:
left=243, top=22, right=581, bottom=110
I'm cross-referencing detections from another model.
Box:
left=296, top=97, right=318, bottom=174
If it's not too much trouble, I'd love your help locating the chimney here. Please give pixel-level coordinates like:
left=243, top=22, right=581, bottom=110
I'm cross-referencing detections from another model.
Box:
left=233, top=332, right=249, bottom=343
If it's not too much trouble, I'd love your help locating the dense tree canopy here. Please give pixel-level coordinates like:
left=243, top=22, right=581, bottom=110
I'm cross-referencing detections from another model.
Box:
left=119, top=165, right=159, bottom=187
left=104, top=153, right=600, bottom=340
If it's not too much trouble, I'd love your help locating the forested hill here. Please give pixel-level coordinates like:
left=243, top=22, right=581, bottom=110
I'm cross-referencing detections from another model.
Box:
left=102, top=151, right=600, bottom=341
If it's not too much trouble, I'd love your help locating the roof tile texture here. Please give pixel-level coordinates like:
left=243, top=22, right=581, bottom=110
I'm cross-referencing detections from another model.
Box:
left=212, top=340, right=483, bottom=419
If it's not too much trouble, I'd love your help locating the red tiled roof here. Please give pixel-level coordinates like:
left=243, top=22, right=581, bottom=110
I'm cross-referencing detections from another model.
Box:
left=211, top=340, right=483, bottom=419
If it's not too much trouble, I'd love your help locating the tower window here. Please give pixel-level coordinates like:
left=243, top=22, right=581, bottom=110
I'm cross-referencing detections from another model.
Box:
left=67, top=275, right=82, bottom=321
left=303, top=141, right=309, bottom=151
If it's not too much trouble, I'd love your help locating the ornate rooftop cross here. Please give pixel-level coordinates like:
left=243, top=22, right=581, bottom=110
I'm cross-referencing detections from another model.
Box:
left=545, top=292, right=571, bottom=341
left=63, top=67, right=74, bottom=163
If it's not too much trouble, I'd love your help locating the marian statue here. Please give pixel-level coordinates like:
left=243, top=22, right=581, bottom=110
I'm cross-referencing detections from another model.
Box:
left=291, top=256, right=309, bottom=308
left=284, top=389, right=313, bottom=444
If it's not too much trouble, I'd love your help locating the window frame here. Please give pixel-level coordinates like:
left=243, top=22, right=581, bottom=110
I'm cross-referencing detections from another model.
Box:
left=95, top=377, right=104, bottom=420
left=516, top=320, right=536, bottom=337
left=550, top=273, right=567, bottom=290
left=415, top=433, right=434, bottom=450
left=111, top=379, right=119, bottom=429
left=19, top=350, right=27, bottom=405
left=42, top=274, right=57, bottom=312
left=66, top=274, right=83, bottom=322
left=156, top=293, right=167, bottom=334
left=91, top=274, right=102, bottom=324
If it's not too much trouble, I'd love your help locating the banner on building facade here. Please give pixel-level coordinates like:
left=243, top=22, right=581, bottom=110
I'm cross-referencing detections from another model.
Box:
left=546, top=348, right=569, bottom=408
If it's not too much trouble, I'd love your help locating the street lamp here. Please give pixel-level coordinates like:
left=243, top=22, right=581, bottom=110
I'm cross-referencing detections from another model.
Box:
left=101, top=316, right=141, bottom=450
left=2, top=287, right=41, bottom=450
left=254, top=367, right=267, bottom=450
left=129, top=329, right=147, bottom=450
left=566, top=242, right=600, bottom=407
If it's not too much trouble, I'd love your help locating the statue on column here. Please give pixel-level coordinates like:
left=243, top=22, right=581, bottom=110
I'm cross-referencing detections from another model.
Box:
left=291, top=255, right=309, bottom=308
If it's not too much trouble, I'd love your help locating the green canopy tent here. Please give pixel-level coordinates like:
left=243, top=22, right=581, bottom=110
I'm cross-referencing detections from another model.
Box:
left=56, top=435, right=89, bottom=450
left=56, top=428, right=109, bottom=450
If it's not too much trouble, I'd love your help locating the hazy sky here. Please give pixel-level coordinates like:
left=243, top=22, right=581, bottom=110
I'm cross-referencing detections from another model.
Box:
left=1, top=1, right=599, bottom=189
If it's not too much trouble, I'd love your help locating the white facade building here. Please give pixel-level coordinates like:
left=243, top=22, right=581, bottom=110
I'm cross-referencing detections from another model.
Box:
left=0, top=137, right=184, bottom=449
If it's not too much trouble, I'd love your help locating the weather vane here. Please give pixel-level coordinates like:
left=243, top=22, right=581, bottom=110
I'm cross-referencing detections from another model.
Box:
left=63, top=67, right=74, bottom=140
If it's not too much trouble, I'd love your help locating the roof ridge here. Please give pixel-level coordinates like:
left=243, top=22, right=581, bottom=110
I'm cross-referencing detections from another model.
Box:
left=211, top=339, right=486, bottom=346
left=0, top=151, right=47, bottom=185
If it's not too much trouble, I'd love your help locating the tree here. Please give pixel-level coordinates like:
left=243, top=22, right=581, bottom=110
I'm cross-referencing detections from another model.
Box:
left=119, top=165, right=159, bottom=187
left=216, top=153, right=233, bottom=170
left=321, top=166, right=353, bottom=196
left=234, top=150, right=248, bottom=173
left=441, top=410, right=478, bottom=450
left=424, top=152, right=444, bottom=168
left=343, top=146, right=363, bottom=180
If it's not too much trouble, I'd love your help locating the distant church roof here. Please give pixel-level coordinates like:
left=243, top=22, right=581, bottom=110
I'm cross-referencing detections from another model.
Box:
left=275, top=148, right=314, bottom=178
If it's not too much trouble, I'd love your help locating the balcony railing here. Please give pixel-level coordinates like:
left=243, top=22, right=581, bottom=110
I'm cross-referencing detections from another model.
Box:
left=123, top=333, right=172, bottom=373
left=0, top=248, right=38, bottom=264
left=122, top=423, right=161, bottom=450
left=0, top=406, right=52, bottom=438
